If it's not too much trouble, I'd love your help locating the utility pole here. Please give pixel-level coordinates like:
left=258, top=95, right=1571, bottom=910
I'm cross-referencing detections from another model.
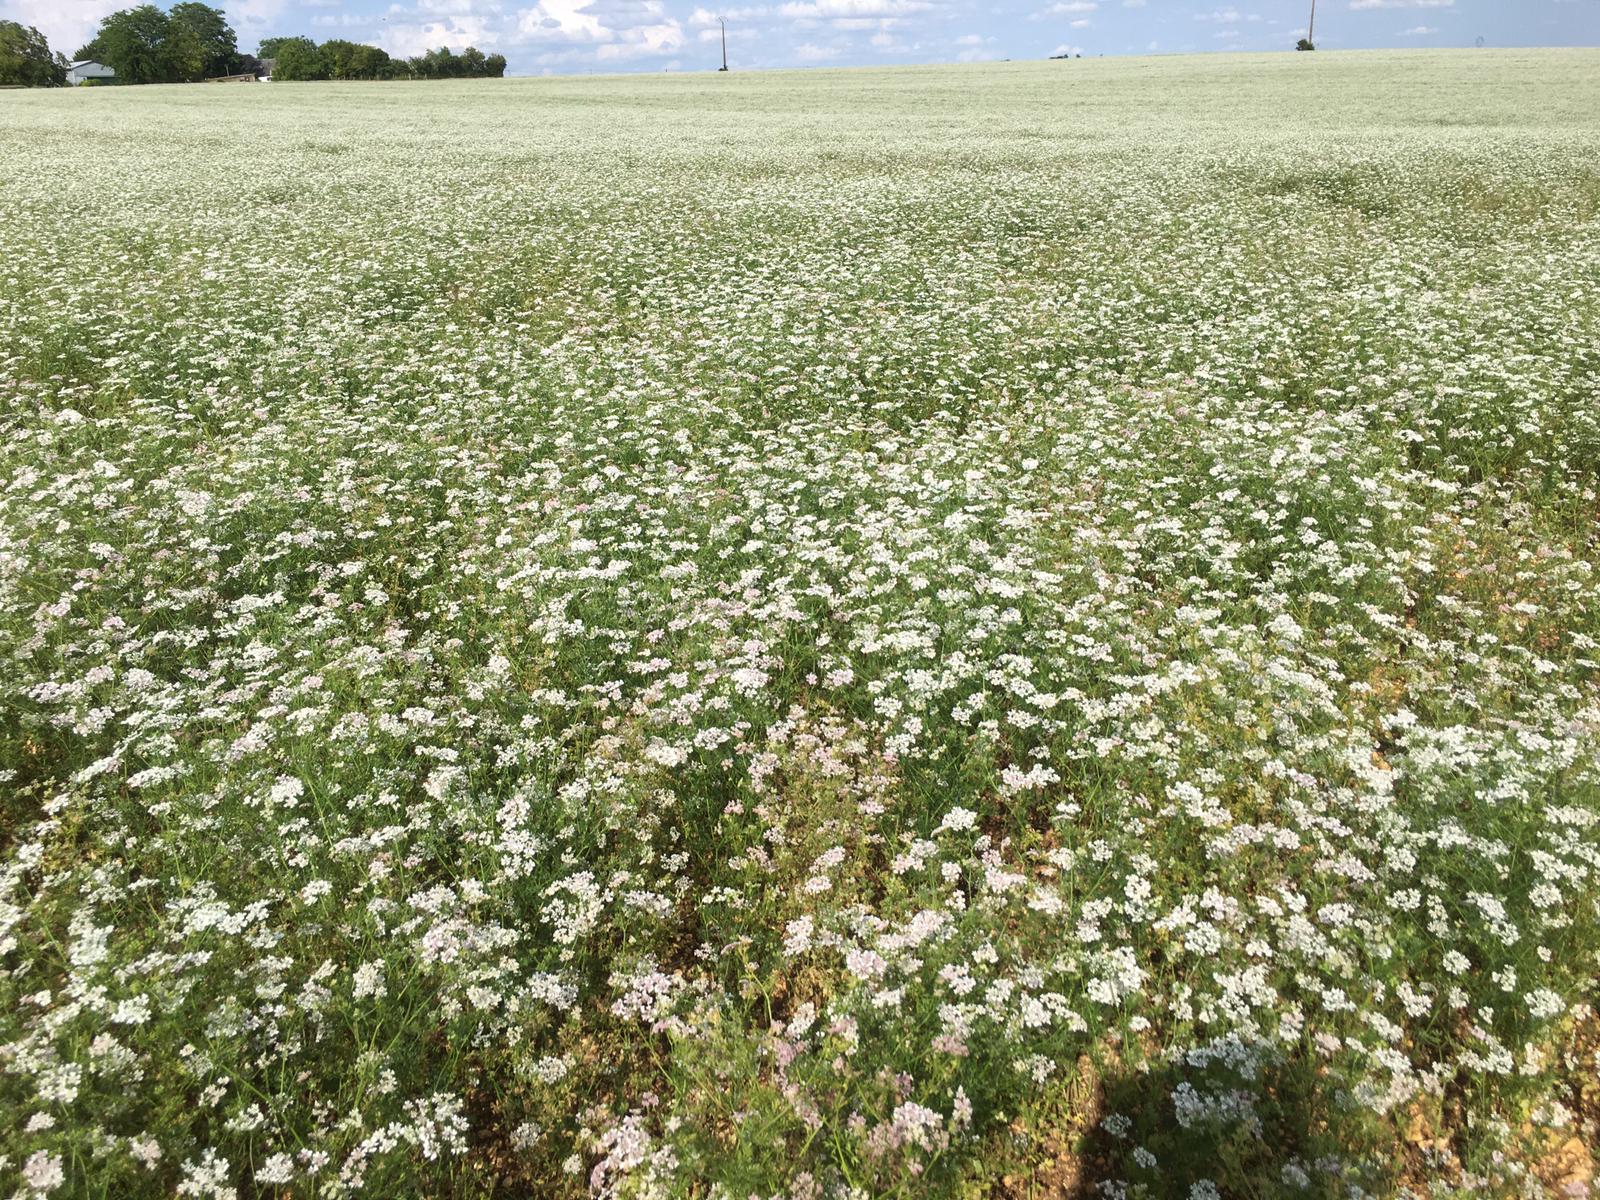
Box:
left=1307, top=0, right=1316, bottom=47
left=719, top=18, right=729, bottom=70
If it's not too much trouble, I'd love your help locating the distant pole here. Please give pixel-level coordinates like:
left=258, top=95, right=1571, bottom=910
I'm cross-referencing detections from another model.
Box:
left=1307, top=0, right=1315, bottom=46
left=720, top=18, right=729, bottom=71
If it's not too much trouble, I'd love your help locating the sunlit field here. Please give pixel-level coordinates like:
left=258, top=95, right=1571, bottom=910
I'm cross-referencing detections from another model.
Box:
left=3, top=48, right=1600, bottom=1198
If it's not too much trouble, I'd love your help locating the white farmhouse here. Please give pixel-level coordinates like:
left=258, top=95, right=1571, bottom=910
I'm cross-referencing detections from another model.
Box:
left=66, top=60, right=116, bottom=85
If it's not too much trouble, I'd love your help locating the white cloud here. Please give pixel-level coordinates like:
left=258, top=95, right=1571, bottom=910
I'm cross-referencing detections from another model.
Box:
left=594, top=20, right=683, bottom=58
left=779, top=0, right=930, bottom=18
left=688, top=5, right=771, bottom=24
left=374, top=0, right=690, bottom=64
left=511, top=0, right=608, bottom=45
left=955, top=31, right=999, bottom=60
left=8, top=0, right=292, bottom=57
left=1349, top=0, right=1453, bottom=8
left=381, top=11, right=502, bottom=57
left=228, top=0, right=297, bottom=46
left=3, top=0, right=116, bottom=56
left=1031, top=1, right=1094, bottom=24
left=1399, top=24, right=1438, bottom=33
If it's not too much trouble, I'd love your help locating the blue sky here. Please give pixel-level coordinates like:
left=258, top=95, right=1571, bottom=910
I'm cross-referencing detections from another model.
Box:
left=12, top=0, right=1599, bottom=75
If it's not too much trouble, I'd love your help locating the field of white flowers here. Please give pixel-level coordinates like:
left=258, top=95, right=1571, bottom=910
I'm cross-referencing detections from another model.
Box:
left=3, top=48, right=1600, bottom=1199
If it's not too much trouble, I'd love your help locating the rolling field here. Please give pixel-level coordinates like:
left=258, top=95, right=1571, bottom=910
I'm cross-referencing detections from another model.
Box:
left=3, top=49, right=1600, bottom=1198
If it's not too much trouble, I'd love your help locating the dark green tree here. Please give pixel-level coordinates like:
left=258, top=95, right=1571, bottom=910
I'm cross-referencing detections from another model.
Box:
left=317, top=38, right=393, bottom=79
left=167, top=2, right=239, bottom=77
left=347, top=42, right=395, bottom=78
left=94, top=5, right=172, bottom=84
left=270, top=35, right=324, bottom=79
left=253, top=34, right=492, bottom=82
left=0, top=20, right=66, bottom=86
left=409, top=45, right=456, bottom=79
left=354, top=43, right=396, bottom=78
left=406, top=45, right=500, bottom=79
left=161, top=17, right=205, bottom=77
left=317, top=37, right=355, bottom=78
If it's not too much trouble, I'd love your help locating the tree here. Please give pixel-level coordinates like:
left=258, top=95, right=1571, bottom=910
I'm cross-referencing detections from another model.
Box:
left=95, top=6, right=172, bottom=84
left=251, top=34, right=495, bottom=83
left=318, top=37, right=357, bottom=78
left=317, top=38, right=393, bottom=79
left=167, top=2, right=239, bottom=78
left=1296, top=38, right=1315, bottom=51
left=270, top=35, right=324, bottom=79
left=78, top=2, right=239, bottom=82
left=161, top=16, right=206, bottom=78
left=409, top=46, right=458, bottom=79
left=345, top=42, right=396, bottom=79
left=407, top=45, right=501, bottom=79
left=0, top=20, right=66, bottom=86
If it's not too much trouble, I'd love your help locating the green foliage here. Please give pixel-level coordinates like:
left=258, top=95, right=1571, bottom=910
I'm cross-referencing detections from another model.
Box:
left=95, top=5, right=170, bottom=84
left=410, top=45, right=459, bottom=78
left=1297, top=37, right=1316, bottom=51
left=85, top=2, right=239, bottom=83
left=168, top=1, right=240, bottom=78
left=0, top=19, right=65, bottom=86
left=269, top=34, right=324, bottom=79
left=262, top=36, right=504, bottom=81
left=318, top=38, right=398, bottom=80
left=408, top=44, right=505, bottom=79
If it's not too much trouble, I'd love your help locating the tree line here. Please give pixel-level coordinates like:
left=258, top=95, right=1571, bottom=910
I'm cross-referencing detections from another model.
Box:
left=261, top=36, right=505, bottom=80
left=74, top=4, right=244, bottom=83
left=0, top=5, right=505, bottom=87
